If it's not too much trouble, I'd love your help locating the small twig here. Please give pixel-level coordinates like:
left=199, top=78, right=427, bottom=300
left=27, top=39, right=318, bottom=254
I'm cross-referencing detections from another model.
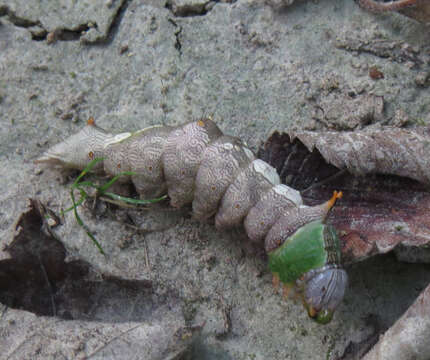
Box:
left=279, top=145, right=297, bottom=184
left=86, top=324, right=143, bottom=359
left=38, top=256, right=57, bottom=317
left=143, top=237, right=151, bottom=272
left=301, top=169, right=348, bottom=194
left=98, top=196, right=139, bottom=208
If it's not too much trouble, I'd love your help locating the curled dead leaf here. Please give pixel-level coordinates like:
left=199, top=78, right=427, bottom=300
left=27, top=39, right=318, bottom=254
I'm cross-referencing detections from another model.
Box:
left=258, top=126, right=430, bottom=263
left=288, top=126, right=430, bottom=185
left=0, top=199, right=154, bottom=319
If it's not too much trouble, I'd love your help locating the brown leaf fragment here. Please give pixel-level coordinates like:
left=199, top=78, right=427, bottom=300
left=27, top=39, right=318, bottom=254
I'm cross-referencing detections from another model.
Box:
left=289, top=126, right=430, bottom=185
left=369, top=66, right=384, bottom=80
left=329, top=177, right=430, bottom=263
left=259, top=127, right=430, bottom=263
left=398, top=0, right=430, bottom=24
left=362, top=283, right=430, bottom=360
left=0, top=199, right=154, bottom=320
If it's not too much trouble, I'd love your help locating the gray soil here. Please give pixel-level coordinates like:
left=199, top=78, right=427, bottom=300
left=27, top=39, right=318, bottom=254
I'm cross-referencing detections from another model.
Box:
left=1, top=0, right=430, bottom=359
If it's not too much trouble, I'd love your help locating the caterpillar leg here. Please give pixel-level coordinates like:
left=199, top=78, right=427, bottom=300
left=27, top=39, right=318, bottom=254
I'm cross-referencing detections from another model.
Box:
left=272, top=273, right=280, bottom=291
left=307, top=306, right=317, bottom=318
left=267, top=202, right=348, bottom=324
left=282, top=283, right=293, bottom=300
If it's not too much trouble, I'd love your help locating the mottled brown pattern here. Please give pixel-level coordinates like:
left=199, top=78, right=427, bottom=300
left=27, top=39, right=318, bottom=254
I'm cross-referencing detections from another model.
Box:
left=103, top=136, right=133, bottom=183
left=127, top=126, right=173, bottom=199
left=35, top=122, right=114, bottom=172
left=36, top=120, right=352, bottom=323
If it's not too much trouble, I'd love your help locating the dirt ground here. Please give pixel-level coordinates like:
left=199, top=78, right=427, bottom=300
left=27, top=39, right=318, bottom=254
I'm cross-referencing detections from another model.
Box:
left=1, top=0, right=429, bottom=359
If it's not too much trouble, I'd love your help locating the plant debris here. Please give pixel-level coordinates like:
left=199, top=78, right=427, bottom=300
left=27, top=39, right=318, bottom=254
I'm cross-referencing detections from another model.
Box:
left=259, top=126, right=430, bottom=263
left=0, top=199, right=153, bottom=319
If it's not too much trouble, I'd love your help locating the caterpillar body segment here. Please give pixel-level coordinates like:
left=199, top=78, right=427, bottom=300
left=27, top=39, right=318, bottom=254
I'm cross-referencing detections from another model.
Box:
left=35, top=120, right=114, bottom=172
left=103, top=125, right=174, bottom=198
left=244, top=184, right=302, bottom=244
left=162, top=119, right=223, bottom=208
left=36, top=117, right=348, bottom=324
left=264, top=191, right=342, bottom=253
left=193, top=135, right=255, bottom=221
left=215, top=159, right=281, bottom=230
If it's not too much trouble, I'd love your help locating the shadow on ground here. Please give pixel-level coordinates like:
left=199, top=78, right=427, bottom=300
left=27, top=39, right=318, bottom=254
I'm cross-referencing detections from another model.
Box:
left=0, top=199, right=179, bottom=322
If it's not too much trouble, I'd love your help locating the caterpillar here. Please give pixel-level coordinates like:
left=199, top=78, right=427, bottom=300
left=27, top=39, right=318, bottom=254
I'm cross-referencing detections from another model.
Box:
left=35, top=117, right=348, bottom=324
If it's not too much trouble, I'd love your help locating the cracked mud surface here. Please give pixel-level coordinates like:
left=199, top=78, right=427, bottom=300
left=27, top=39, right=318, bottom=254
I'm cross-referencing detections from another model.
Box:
left=1, top=0, right=430, bottom=359
left=0, top=0, right=128, bottom=43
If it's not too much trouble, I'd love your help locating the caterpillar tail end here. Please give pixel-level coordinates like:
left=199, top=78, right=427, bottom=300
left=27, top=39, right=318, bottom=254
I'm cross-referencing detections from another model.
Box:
left=272, top=273, right=280, bottom=291
left=326, top=190, right=343, bottom=212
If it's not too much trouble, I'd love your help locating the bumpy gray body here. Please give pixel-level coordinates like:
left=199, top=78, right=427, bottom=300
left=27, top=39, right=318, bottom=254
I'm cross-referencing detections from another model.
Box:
left=37, top=119, right=332, bottom=244
left=36, top=118, right=348, bottom=322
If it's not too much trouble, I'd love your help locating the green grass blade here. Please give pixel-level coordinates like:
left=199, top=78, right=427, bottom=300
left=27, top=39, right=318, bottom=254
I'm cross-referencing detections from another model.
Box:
left=62, top=196, right=85, bottom=214
left=66, top=157, right=166, bottom=255
left=62, top=188, right=89, bottom=214
left=72, top=157, right=104, bottom=187
left=70, top=188, right=105, bottom=255
left=98, top=171, right=136, bottom=193
left=104, top=192, right=167, bottom=205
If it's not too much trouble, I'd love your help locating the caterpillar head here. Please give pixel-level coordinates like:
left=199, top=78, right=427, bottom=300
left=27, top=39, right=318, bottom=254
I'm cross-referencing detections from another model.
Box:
left=35, top=118, right=112, bottom=172
left=268, top=192, right=347, bottom=324
left=299, top=264, right=348, bottom=324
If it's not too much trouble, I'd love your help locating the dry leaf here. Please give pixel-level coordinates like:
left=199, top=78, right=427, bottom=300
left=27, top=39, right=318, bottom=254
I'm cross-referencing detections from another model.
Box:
left=259, top=127, right=430, bottom=263
left=288, top=126, right=430, bottom=185
left=0, top=199, right=155, bottom=318
left=398, top=0, right=430, bottom=24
